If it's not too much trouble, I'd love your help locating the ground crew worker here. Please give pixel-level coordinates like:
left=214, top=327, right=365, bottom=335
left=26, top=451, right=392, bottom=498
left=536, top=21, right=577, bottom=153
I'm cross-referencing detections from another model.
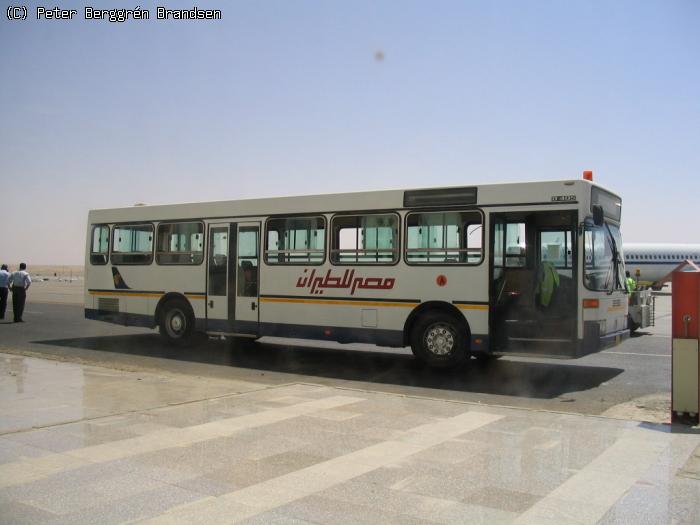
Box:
left=536, top=260, right=560, bottom=308
left=625, top=270, right=636, bottom=294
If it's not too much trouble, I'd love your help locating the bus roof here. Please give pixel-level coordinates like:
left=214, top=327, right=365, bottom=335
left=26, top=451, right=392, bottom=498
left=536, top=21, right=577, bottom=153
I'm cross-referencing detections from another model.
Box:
left=88, top=178, right=618, bottom=223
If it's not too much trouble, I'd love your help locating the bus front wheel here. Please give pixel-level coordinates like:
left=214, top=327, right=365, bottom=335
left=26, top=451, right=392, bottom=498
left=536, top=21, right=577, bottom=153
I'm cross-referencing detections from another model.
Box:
left=410, top=312, right=469, bottom=369
left=159, top=299, right=194, bottom=345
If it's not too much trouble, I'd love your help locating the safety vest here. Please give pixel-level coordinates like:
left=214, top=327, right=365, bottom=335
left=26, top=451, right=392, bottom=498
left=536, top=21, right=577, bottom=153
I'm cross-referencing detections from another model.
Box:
left=536, top=261, right=560, bottom=308
left=626, top=277, right=636, bottom=293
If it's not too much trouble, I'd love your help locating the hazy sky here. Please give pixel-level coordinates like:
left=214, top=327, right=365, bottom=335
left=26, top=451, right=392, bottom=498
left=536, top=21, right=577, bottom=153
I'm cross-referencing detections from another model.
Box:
left=1, top=1, right=698, bottom=265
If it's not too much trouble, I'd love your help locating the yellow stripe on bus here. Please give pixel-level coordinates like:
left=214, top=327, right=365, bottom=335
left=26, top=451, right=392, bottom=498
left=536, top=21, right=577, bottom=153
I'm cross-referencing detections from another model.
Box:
left=454, top=304, right=489, bottom=311
left=88, top=291, right=162, bottom=298
left=260, top=297, right=417, bottom=308
left=89, top=291, right=206, bottom=300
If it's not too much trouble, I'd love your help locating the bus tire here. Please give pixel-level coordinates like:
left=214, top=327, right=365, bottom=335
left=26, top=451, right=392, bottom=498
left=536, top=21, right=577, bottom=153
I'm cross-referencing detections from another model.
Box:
left=159, top=299, right=194, bottom=345
left=410, top=311, right=469, bottom=369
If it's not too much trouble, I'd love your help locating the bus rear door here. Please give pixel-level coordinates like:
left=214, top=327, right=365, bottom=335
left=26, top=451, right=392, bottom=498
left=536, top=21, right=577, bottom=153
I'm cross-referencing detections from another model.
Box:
left=206, top=223, right=233, bottom=333
left=233, top=222, right=260, bottom=335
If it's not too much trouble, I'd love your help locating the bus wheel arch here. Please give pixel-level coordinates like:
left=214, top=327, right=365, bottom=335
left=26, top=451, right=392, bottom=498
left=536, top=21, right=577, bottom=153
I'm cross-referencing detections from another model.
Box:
left=404, top=302, right=471, bottom=368
left=155, top=293, right=195, bottom=344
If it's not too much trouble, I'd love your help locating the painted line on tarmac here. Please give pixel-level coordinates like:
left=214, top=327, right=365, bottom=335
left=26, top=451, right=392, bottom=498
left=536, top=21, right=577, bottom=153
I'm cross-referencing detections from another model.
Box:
left=0, top=395, right=364, bottom=489
left=602, top=351, right=670, bottom=357
left=512, top=425, right=672, bottom=525
left=137, top=410, right=504, bottom=524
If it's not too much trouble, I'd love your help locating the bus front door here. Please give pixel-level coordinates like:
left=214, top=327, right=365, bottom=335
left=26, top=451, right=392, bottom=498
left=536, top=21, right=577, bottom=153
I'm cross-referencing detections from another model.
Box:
left=233, top=222, right=260, bottom=335
left=206, top=224, right=232, bottom=333
left=490, top=211, right=577, bottom=356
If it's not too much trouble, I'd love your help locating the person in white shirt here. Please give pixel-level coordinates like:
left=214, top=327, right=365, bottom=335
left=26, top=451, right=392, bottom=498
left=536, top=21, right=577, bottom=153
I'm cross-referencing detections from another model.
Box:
left=9, top=263, right=31, bottom=323
left=0, top=264, right=10, bottom=320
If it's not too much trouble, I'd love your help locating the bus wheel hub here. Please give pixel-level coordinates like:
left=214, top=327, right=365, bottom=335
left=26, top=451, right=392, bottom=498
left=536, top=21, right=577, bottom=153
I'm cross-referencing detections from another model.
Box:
left=168, top=311, right=184, bottom=334
left=426, top=325, right=454, bottom=355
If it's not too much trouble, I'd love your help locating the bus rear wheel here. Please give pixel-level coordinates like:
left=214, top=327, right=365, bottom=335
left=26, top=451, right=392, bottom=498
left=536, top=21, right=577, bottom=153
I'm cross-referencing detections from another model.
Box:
left=410, top=312, right=469, bottom=369
left=159, top=299, right=194, bottom=345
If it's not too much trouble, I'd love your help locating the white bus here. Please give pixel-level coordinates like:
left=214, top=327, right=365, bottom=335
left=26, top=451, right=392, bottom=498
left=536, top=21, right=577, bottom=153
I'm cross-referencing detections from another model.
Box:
left=85, top=175, right=629, bottom=369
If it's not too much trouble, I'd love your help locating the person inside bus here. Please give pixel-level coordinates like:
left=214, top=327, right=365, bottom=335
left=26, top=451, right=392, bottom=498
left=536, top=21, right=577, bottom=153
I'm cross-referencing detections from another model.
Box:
left=239, top=260, right=258, bottom=297
left=535, top=258, right=559, bottom=309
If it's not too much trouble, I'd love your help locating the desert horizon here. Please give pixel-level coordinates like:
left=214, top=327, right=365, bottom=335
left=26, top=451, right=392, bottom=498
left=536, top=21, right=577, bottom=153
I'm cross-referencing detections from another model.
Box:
left=2, top=265, right=85, bottom=306
left=3, top=264, right=84, bottom=278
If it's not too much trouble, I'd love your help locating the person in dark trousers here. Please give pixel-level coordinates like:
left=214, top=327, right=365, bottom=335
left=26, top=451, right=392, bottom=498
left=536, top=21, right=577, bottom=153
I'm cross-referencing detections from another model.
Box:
left=9, top=263, right=31, bottom=323
left=0, top=264, right=10, bottom=320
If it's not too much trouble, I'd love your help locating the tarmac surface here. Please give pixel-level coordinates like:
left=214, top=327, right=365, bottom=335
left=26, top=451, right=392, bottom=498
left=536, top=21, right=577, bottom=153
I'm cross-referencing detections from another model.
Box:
left=2, top=293, right=700, bottom=523
left=0, top=296, right=673, bottom=420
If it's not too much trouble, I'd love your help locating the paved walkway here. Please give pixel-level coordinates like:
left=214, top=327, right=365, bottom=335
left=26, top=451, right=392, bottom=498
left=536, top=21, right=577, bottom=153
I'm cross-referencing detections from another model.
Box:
left=1, top=353, right=699, bottom=524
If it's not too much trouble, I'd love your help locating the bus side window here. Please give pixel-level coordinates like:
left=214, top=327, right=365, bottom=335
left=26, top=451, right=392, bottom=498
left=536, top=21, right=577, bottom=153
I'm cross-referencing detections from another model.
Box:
left=265, top=217, right=325, bottom=265
left=331, top=213, right=398, bottom=264
left=406, top=211, right=482, bottom=265
left=90, top=224, right=109, bottom=265
left=111, top=224, right=154, bottom=265
left=156, top=222, right=204, bottom=265
left=464, top=223, right=483, bottom=263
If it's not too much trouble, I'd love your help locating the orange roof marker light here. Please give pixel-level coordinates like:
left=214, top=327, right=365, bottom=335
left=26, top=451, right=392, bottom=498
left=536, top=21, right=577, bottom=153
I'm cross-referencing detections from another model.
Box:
left=583, top=170, right=593, bottom=181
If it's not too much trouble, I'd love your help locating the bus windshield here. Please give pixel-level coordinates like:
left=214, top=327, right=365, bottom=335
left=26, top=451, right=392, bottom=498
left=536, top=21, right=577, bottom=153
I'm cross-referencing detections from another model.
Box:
left=584, top=220, right=625, bottom=292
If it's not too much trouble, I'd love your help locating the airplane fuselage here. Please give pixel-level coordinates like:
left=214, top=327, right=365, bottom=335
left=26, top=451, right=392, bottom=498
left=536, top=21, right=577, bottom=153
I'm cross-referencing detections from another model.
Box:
left=624, top=243, right=700, bottom=287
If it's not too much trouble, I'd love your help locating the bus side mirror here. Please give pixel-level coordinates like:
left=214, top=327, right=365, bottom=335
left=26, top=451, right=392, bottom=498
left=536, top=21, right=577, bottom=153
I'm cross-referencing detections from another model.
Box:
left=592, top=205, right=604, bottom=226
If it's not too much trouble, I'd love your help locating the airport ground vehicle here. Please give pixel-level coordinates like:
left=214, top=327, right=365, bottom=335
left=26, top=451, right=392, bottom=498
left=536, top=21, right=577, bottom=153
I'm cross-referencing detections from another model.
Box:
left=84, top=175, right=629, bottom=368
left=628, top=289, right=655, bottom=332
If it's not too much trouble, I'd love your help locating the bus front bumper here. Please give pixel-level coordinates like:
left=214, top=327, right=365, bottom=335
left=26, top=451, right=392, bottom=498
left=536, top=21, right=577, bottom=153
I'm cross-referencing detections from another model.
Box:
left=578, top=321, right=630, bottom=357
